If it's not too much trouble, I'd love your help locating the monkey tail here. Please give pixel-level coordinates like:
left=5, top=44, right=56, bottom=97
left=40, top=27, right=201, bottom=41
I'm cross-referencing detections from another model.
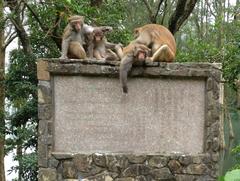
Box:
left=119, top=55, right=134, bottom=94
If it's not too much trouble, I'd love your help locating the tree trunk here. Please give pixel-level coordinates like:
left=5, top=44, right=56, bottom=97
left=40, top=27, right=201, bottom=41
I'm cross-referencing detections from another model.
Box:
left=216, top=0, right=223, bottom=48
left=236, top=80, right=240, bottom=109
left=0, top=0, right=6, bottom=180
left=17, top=145, right=23, bottom=181
left=8, top=2, right=32, bottom=54
left=168, top=0, right=198, bottom=34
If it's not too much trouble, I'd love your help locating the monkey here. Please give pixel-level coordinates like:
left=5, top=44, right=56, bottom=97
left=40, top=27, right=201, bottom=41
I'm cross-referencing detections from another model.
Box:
left=133, top=24, right=176, bottom=62
left=89, top=28, right=123, bottom=61
left=119, top=24, right=176, bottom=93
left=59, top=15, right=87, bottom=59
left=119, top=43, right=151, bottom=93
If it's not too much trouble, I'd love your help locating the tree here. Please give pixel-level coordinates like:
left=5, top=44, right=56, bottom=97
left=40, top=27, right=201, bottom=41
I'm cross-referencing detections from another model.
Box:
left=0, top=0, right=6, bottom=180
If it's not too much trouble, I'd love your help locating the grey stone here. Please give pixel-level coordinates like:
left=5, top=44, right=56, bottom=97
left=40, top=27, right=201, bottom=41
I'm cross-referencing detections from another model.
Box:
left=53, top=76, right=205, bottom=154
left=82, top=171, right=113, bottom=181
left=212, top=137, right=220, bottom=152
left=168, top=160, right=181, bottom=173
left=127, top=155, right=147, bottom=164
left=196, top=175, right=215, bottom=181
left=38, top=168, right=57, bottom=181
left=122, top=164, right=151, bottom=177
left=48, top=157, right=59, bottom=168
left=136, top=175, right=147, bottom=181
left=206, top=78, right=213, bottom=91
left=38, top=81, right=52, bottom=104
left=93, top=153, right=106, bottom=167
left=175, top=174, right=198, bottom=181
left=38, top=104, right=52, bottom=120
left=37, top=61, right=223, bottom=180
left=38, top=142, right=48, bottom=167
left=63, top=161, right=78, bottom=179
left=106, top=155, right=129, bottom=173
left=211, top=153, right=219, bottom=162
left=183, top=164, right=208, bottom=175
left=150, top=168, right=174, bottom=180
left=73, top=154, right=92, bottom=172
left=115, top=178, right=135, bottom=181
left=178, top=155, right=192, bottom=166
left=148, top=156, right=169, bottom=168
left=52, top=153, right=74, bottom=160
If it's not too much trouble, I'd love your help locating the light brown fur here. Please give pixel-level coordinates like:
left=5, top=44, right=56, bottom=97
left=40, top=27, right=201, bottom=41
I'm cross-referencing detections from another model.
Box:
left=133, top=24, right=176, bottom=62
left=119, top=24, right=176, bottom=93
left=60, top=15, right=87, bottom=59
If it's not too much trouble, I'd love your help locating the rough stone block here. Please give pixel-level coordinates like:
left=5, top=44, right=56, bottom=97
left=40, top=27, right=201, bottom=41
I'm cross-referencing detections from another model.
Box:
left=150, top=168, right=174, bottom=180
left=127, top=155, right=146, bottom=164
left=38, top=81, right=52, bottom=104
left=148, top=156, right=169, bottom=168
left=38, top=104, right=52, bottom=120
left=37, top=60, right=50, bottom=80
left=38, top=168, right=57, bottom=181
left=122, top=164, right=151, bottom=177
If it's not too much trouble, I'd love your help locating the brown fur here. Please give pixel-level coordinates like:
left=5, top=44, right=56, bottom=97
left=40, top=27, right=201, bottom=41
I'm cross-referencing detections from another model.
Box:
left=60, top=15, right=86, bottom=59
left=119, top=24, right=176, bottom=93
left=133, top=24, right=176, bottom=62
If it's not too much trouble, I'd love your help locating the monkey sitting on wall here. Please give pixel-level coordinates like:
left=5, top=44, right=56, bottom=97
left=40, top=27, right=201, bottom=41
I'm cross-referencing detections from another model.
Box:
left=88, top=28, right=123, bottom=61
left=119, top=24, right=176, bottom=93
left=59, top=15, right=87, bottom=59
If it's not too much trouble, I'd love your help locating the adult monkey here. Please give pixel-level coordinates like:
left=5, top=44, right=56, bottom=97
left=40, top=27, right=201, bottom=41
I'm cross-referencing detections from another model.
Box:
left=60, top=15, right=88, bottom=59
left=120, top=24, right=176, bottom=93
left=119, top=43, right=151, bottom=93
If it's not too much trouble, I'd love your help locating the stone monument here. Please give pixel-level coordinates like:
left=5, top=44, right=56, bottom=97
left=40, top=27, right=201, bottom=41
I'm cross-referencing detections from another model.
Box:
left=38, top=59, right=224, bottom=181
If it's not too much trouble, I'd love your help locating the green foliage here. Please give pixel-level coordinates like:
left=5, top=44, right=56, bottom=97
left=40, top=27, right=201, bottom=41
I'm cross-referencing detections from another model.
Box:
left=222, top=21, right=240, bottom=89
left=9, top=153, right=38, bottom=181
left=231, top=145, right=240, bottom=169
left=177, top=38, right=221, bottom=62
left=5, top=49, right=38, bottom=180
left=5, top=50, right=37, bottom=102
left=224, top=169, right=240, bottom=181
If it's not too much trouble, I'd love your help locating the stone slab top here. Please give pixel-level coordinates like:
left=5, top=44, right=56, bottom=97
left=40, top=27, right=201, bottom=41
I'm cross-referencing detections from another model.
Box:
left=37, top=58, right=222, bottom=80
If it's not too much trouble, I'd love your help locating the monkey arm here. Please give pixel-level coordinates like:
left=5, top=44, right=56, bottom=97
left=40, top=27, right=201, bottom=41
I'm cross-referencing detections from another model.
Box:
left=105, top=41, right=117, bottom=49
left=119, top=55, right=134, bottom=93
left=60, top=37, right=71, bottom=59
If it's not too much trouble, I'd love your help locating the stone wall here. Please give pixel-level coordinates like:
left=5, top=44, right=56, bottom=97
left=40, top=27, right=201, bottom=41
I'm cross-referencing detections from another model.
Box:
left=37, top=59, right=224, bottom=181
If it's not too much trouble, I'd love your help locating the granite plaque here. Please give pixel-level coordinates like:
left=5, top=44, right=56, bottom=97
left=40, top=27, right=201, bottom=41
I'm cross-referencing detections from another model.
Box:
left=53, top=76, right=205, bottom=154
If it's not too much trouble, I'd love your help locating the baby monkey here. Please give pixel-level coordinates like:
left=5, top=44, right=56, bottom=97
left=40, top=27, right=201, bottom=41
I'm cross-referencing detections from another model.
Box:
left=88, top=27, right=122, bottom=61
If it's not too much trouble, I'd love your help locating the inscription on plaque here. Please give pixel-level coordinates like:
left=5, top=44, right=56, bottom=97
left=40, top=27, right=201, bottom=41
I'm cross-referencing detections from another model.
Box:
left=54, top=76, right=205, bottom=154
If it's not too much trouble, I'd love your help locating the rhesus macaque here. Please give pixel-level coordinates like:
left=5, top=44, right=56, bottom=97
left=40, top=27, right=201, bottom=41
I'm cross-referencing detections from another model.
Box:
left=60, top=15, right=87, bottom=59
left=120, top=43, right=151, bottom=93
left=87, top=27, right=122, bottom=61
left=133, top=24, right=176, bottom=62
left=119, top=24, right=176, bottom=93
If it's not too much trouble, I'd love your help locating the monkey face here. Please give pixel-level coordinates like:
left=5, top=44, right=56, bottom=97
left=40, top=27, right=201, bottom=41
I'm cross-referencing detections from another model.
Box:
left=71, top=20, right=83, bottom=32
left=137, top=51, right=147, bottom=61
left=93, top=30, right=104, bottom=42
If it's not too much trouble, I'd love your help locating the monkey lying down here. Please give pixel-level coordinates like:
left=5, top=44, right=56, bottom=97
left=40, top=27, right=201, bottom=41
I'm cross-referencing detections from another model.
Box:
left=119, top=24, right=176, bottom=94
left=59, top=15, right=121, bottom=61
